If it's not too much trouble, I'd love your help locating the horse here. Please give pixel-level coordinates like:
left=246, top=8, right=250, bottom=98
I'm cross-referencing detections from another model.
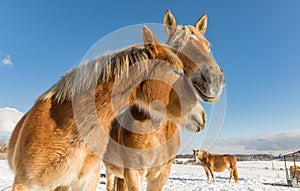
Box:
left=104, top=105, right=181, bottom=191
left=106, top=10, right=225, bottom=191
left=193, top=150, right=238, bottom=183
left=290, top=165, right=300, bottom=182
left=7, top=25, right=208, bottom=191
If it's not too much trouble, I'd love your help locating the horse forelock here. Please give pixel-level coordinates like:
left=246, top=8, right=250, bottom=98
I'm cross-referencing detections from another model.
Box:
left=186, top=26, right=210, bottom=47
left=167, top=25, right=210, bottom=51
left=166, top=27, right=190, bottom=51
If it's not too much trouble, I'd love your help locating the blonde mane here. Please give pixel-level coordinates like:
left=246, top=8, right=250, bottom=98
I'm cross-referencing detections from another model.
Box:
left=38, top=45, right=151, bottom=103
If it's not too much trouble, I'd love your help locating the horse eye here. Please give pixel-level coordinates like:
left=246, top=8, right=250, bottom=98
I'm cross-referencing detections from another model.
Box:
left=173, top=69, right=183, bottom=77
left=174, top=42, right=181, bottom=49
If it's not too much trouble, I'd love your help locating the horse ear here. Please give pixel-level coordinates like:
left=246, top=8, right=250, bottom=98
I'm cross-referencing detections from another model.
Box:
left=164, top=10, right=176, bottom=35
left=204, top=151, right=210, bottom=157
left=142, top=25, right=165, bottom=58
left=195, top=14, right=208, bottom=35
left=193, top=149, right=195, bottom=153
left=142, top=25, right=160, bottom=46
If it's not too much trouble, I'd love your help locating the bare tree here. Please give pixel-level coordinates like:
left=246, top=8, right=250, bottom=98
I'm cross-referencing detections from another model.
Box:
left=0, top=136, right=8, bottom=153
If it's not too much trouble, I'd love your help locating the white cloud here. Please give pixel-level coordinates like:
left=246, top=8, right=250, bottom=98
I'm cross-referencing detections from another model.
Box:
left=181, top=130, right=300, bottom=155
left=2, top=54, right=13, bottom=65
left=0, top=107, right=23, bottom=133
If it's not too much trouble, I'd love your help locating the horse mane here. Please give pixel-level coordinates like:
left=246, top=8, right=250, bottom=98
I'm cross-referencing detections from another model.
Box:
left=38, top=45, right=151, bottom=103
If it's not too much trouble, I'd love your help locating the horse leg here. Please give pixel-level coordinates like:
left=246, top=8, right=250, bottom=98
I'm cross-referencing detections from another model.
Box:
left=12, top=176, right=34, bottom=191
left=124, top=169, right=142, bottom=191
left=106, top=170, right=115, bottom=191
left=146, top=173, right=169, bottom=191
left=208, top=167, right=215, bottom=182
left=71, top=159, right=100, bottom=191
left=233, top=166, right=239, bottom=183
left=115, top=177, right=127, bottom=191
left=146, top=174, right=168, bottom=191
left=12, top=182, right=31, bottom=191
left=228, top=168, right=233, bottom=183
left=12, top=184, right=30, bottom=191
left=203, top=167, right=210, bottom=181
left=146, top=162, right=172, bottom=191
left=71, top=168, right=100, bottom=191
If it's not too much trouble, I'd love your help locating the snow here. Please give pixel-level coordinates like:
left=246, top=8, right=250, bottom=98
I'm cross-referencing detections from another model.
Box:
left=0, top=160, right=298, bottom=190
left=0, top=160, right=13, bottom=190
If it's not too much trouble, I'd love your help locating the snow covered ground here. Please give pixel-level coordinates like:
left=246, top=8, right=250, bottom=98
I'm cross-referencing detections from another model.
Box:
left=0, top=160, right=298, bottom=190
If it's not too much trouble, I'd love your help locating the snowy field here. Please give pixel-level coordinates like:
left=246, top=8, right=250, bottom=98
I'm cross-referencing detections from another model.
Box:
left=0, top=160, right=298, bottom=190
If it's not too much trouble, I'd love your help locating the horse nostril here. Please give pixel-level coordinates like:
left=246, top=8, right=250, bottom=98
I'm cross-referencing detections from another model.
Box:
left=201, top=73, right=211, bottom=84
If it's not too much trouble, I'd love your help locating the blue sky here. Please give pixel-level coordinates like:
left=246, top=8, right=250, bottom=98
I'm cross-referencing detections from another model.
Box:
left=0, top=0, right=300, bottom=139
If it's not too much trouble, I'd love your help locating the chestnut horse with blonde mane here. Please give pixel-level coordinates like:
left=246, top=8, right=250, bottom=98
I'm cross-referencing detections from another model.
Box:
left=104, top=105, right=180, bottom=191
left=105, top=10, right=225, bottom=191
left=7, top=18, right=224, bottom=190
left=193, top=150, right=238, bottom=183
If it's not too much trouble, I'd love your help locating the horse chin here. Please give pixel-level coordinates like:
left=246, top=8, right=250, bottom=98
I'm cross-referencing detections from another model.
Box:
left=193, top=84, right=219, bottom=102
left=200, top=94, right=219, bottom=102
left=185, top=120, right=205, bottom=132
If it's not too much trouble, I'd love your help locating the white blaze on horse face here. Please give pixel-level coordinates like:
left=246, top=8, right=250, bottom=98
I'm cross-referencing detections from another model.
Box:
left=194, top=150, right=203, bottom=162
left=191, top=34, right=199, bottom=41
left=194, top=153, right=200, bottom=163
left=197, top=150, right=204, bottom=160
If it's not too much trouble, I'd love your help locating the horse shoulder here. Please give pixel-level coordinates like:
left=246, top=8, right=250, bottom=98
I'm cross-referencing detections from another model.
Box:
left=7, top=113, right=28, bottom=170
left=10, top=100, right=84, bottom=178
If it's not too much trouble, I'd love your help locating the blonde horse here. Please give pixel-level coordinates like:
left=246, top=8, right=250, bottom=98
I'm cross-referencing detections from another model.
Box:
left=104, top=105, right=181, bottom=191
left=193, top=150, right=238, bottom=183
left=8, top=25, right=208, bottom=190
left=105, top=10, right=225, bottom=191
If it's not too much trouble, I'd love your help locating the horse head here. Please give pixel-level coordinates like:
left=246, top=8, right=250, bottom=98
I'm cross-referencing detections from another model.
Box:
left=164, top=10, right=225, bottom=102
left=135, top=26, right=206, bottom=132
left=193, top=149, right=210, bottom=161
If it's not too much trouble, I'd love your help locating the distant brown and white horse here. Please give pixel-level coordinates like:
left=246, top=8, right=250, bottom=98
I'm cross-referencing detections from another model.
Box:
left=193, top=150, right=238, bottom=183
left=105, top=10, right=225, bottom=191
left=7, top=26, right=210, bottom=190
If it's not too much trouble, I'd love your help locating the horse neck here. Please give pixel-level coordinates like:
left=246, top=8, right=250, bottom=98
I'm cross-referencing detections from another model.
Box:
left=176, top=51, right=197, bottom=77
left=111, top=107, right=178, bottom=148
left=75, top=47, right=185, bottom=133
